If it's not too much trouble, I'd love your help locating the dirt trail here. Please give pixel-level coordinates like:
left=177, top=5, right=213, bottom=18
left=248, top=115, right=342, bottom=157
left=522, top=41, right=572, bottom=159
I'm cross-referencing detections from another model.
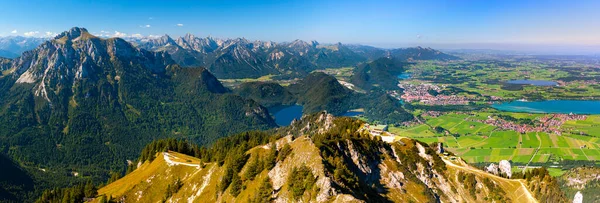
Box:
left=443, top=158, right=538, bottom=203
left=163, top=152, right=201, bottom=168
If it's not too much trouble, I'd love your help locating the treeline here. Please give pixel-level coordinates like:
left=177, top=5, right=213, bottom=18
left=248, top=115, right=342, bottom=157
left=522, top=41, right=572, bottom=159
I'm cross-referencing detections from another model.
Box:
left=136, top=131, right=276, bottom=165
left=136, top=130, right=279, bottom=199
left=216, top=134, right=281, bottom=198
left=494, top=114, right=537, bottom=125
left=138, top=138, right=200, bottom=163
left=312, top=116, right=406, bottom=202
left=512, top=168, right=568, bottom=203
left=456, top=172, right=509, bottom=202
left=34, top=130, right=280, bottom=202
left=35, top=181, right=97, bottom=203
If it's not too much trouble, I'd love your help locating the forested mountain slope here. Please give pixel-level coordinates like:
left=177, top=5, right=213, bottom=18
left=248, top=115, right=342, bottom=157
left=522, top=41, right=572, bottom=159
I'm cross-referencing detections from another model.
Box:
left=86, top=113, right=565, bottom=203
left=0, top=28, right=276, bottom=202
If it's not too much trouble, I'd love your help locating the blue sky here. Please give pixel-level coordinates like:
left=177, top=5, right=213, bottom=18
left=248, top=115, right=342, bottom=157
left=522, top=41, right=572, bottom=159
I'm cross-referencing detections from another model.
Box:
left=1, top=0, right=599, bottom=51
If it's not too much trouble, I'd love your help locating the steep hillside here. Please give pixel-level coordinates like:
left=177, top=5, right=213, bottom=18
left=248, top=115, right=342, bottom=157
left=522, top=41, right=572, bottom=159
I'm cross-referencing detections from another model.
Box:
left=0, top=27, right=276, bottom=200
left=389, top=47, right=460, bottom=61
left=0, top=153, right=35, bottom=202
left=234, top=73, right=356, bottom=115
left=233, top=82, right=296, bottom=108
left=351, top=57, right=411, bottom=90
left=91, top=113, right=550, bottom=203
left=0, top=36, right=47, bottom=58
left=558, top=167, right=600, bottom=202
left=287, top=72, right=356, bottom=115
left=0, top=57, right=11, bottom=75
left=362, top=92, right=414, bottom=124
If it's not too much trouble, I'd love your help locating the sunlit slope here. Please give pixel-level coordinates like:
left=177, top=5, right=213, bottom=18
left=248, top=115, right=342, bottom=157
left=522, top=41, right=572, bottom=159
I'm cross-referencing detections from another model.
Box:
left=96, top=113, right=561, bottom=203
left=98, top=152, right=219, bottom=202
left=443, top=157, right=537, bottom=203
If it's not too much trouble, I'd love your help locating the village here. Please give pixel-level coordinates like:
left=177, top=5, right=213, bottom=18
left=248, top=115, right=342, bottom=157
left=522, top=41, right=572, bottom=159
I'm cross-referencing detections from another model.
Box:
left=398, top=83, right=473, bottom=105
left=421, top=110, right=587, bottom=135
left=477, top=113, right=587, bottom=134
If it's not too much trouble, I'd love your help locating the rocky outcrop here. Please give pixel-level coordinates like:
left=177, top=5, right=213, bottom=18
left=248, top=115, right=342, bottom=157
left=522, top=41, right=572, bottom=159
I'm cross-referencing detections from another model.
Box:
left=9, top=27, right=174, bottom=103
left=573, top=191, right=583, bottom=203
left=499, top=160, right=512, bottom=178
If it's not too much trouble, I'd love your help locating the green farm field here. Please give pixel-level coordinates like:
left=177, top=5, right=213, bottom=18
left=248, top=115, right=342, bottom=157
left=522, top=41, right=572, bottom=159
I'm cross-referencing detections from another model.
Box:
left=393, top=112, right=600, bottom=165
left=408, top=61, right=600, bottom=100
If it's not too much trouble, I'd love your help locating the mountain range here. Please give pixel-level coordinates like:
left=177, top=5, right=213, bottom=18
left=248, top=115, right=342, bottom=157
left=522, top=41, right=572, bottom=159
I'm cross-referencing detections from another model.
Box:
left=130, top=35, right=458, bottom=79
left=0, top=36, right=48, bottom=58
left=0, top=33, right=458, bottom=79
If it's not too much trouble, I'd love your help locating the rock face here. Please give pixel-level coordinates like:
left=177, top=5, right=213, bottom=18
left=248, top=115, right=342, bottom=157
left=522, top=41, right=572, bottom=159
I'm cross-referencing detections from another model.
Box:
left=486, top=163, right=499, bottom=175
left=573, top=191, right=583, bottom=203
left=499, top=160, right=512, bottom=178
left=558, top=167, right=600, bottom=202
left=9, top=27, right=173, bottom=102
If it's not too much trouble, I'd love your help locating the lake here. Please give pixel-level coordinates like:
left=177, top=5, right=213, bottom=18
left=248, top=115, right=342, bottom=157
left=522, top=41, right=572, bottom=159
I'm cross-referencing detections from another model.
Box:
left=506, top=80, right=558, bottom=86
left=270, top=105, right=303, bottom=126
left=397, top=73, right=411, bottom=80
left=342, top=111, right=364, bottom=117
left=492, top=100, right=600, bottom=114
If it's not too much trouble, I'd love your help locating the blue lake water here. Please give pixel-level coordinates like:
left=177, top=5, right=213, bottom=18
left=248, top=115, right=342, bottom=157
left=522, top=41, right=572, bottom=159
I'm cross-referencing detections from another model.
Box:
left=506, top=80, right=558, bottom=86
left=397, top=73, right=411, bottom=80
left=271, top=105, right=303, bottom=126
left=492, top=100, right=600, bottom=114
left=342, top=111, right=364, bottom=117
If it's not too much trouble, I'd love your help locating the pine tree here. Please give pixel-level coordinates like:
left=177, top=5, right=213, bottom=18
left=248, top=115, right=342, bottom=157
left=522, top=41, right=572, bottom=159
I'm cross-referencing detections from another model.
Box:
left=277, top=143, right=292, bottom=162
left=107, top=171, right=121, bottom=184
left=229, top=174, right=242, bottom=197
left=263, top=143, right=277, bottom=170
left=84, top=180, right=97, bottom=198
left=250, top=177, right=273, bottom=203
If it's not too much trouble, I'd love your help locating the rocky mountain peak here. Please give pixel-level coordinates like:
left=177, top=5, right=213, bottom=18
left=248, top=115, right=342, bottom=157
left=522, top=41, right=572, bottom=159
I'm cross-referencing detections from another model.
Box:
left=159, top=34, right=176, bottom=43
left=288, top=39, right=310, bottom=48
left=183, top=33, right=196, bottom=41
left=8, top=27, right=175, bottom=103
left=53, top=27, right=89, bottom=41
left=311, top=40, right=319, bottom=47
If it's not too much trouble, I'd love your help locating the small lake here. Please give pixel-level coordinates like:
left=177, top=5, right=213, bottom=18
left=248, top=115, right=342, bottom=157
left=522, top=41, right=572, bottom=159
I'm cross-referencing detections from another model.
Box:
left=397, top=73, right=411, bottom=80
left=270, top=105, right=303, bottom=126
left=492, top=100, right=600, bottom=114
left=506, top=80, right=558, bottom=86
left=342, top=111, right=364, bottom=117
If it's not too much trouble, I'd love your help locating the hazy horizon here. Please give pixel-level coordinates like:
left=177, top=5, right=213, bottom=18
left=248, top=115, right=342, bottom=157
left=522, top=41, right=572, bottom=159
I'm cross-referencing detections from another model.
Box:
left=2, top=0, right=599, bottom=54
